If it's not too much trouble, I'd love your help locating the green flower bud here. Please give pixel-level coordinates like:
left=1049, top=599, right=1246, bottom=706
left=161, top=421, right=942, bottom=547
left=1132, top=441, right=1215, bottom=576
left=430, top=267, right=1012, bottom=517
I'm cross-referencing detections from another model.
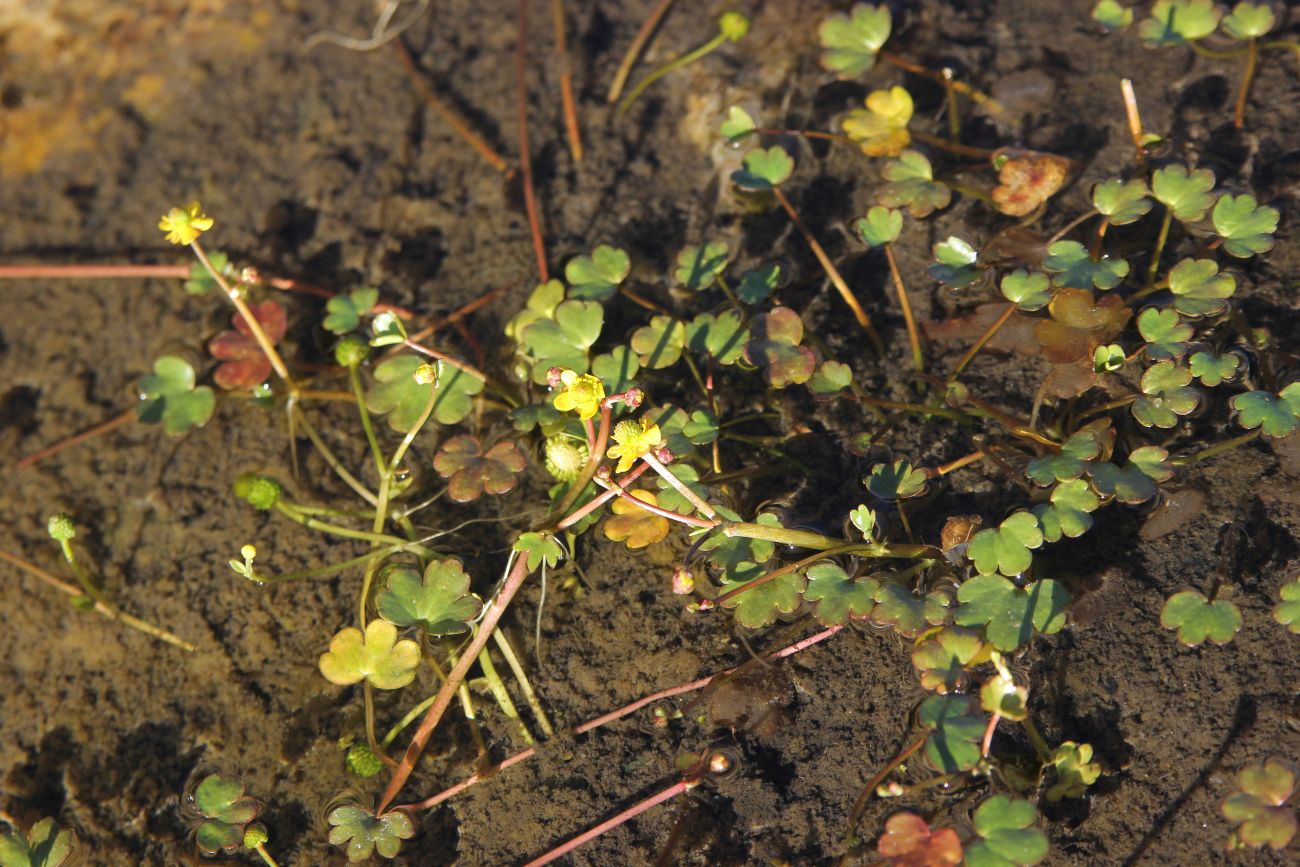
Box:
left=543, top=436, right=588, bottom=482
left=334, top=334, right=369, bottom=368
left=47, top=513, right=77, bottom=542
left=242, top=824, right=269, bottom=848
left=234, top=473, right=282, bottom=510
left=720, top=11, right=750, bottom=41
left=346, top=742, right=383, bottom=778
left=413, top=362, right=439, bottom=385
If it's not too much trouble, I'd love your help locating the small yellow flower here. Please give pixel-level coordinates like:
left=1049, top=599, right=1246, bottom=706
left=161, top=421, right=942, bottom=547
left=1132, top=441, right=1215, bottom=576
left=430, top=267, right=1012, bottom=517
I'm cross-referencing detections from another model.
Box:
left=842, top=86, right=913, bottom=157
left=552, top=370, right=606, bottom=420
left=158, top=201, right=214, bottom=245
left=606, top=418, right=662, bottom=473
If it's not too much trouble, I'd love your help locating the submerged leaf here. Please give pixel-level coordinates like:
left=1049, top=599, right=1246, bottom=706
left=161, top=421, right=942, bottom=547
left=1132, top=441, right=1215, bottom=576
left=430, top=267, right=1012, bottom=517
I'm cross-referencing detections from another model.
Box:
left=376, top=559, right=482, bottom=636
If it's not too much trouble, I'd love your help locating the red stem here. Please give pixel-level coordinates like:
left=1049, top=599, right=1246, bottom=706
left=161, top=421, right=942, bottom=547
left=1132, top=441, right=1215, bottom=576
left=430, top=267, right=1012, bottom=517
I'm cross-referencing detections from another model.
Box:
left=15, top=408, right=136, bottom=470
left=523, top=780, right=694, bottom=866
left=516, top=0, right=549, bottom=282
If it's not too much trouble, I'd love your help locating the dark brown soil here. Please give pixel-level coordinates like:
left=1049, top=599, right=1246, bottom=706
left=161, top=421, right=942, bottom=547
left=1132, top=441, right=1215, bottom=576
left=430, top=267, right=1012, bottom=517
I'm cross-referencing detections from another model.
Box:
left=2, top=1, right=1298, bottom=865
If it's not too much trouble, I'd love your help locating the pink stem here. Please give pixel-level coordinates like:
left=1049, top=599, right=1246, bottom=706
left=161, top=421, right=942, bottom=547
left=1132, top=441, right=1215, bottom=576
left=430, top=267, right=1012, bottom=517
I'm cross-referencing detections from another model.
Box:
left=556, top=463, right=651, bottom=530
left=0, top=264, right=190, bottom=280
left=595, top=476, right=718, bottom=530
left=522, top=780, right=694, bottom=866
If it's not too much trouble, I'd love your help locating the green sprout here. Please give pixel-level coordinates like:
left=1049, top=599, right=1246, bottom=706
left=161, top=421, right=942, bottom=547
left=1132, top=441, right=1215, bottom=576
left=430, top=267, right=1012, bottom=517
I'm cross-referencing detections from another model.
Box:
left=730, top=146, right=795, bottom=192
left=980, top=657, right=1028, bottom=720
left=912, top=626, right=985, bottom=693
left=369, top=310, right=408, bottom=347
left=1092, top=178, right=1151, bottom=224
left=735, top=264, right=780, bottom=304
left=871, top=584, right=952, bottom=638
left=0, top=818, right=76, bottom=867
left=818, top=3, right=891, bottom=77
left=719, top=567, right=806, bottom=629
left=1033, top=479, right=1101, bottom=542
left=135, top=355, right=216, bottom=435
left=865, top=460, right=928, bottom=501
left=1212, top=194, right=1279, bottom=257
left=433, top=435, right=526, bottom=502
left=1137, top=308, right=1192, bottom=360
left=927, top=236, right=981, bottom=289
left=1094, top=344, right=1126, bottom=373
left=743, top=307, right=815, bottom=388
left=319, top=620, right=421, bottom=689
left=801, top=562, right=879, bottom=626
left=850, top=505, right=877, bottom=540
left=685, top=310, right=749, bottom=365
left=965, top=795, right=1049, bottom=867
left=323, top=286, right=379, bottom=334
left=719, top=105, right=757, bottom=144
left=1042, top=241, right=1129, bottom=291
left=1167, top=257, right=1236, bottom=317
left=1230, top=384, right=1300, bottom=437
left=1092, top=0, right=1134, bottom=31
left=1160, top=589, right=1242, bottom=646
left=630, top=315, right=687, bottom=369
left=504, top=279, right=564, bottom=342
left=1139, top=0, right=1222, bottom=48
left=1188, top=351, right=1240, bottom=386
left=1088, top=446, right=1172, bottom=504
left=1274, top=577, right=1300, bottom=634
left=1046, top=741, right=1102, bottom=802
left=565, top=244, right=630, bottom=301
left=513, top=532, right=563, bottom=570
left=376, top=559, right=483, bottom=636
left=1221, top=758, right=1297, bottom=850
left=877, top=150, right=952, bottom=218
left=187, top=773, right=261, bottom=856
left=1026, top=429, right=1104, bottom=485
left=1132, top=362, right=1198, bottom=429
left=673, top=241, right=729, bottom=292
left=854, top=205, right=902, bottom=248
left=618, top=11, right=750, bottom=116
left=518, top=298, right=604, bottom=383
left=1151, top=165, right=1217, bottom=222
left=966, top=512, right=1043, bottom=577
left=955, top=573, right=1070, bottom=652
left=808, top=360, right=853, bottom=397
left=1221, top=2, right=1276, bottom=40
left=326, top=805, right=415, bottom=862
left=842, top=86, right=914, bottom=157
left=1001, top=270, right=1052, bottom=312
left=917, top=694, right=985, bottom=773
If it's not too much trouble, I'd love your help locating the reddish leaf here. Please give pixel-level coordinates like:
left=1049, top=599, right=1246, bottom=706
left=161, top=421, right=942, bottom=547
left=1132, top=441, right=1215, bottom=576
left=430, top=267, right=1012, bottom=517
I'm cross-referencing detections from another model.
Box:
left=877, top=812, right=963, bottom=866
left=434, top=435, right=526, bottom=502
left=208, top=300, right=287, bottom=390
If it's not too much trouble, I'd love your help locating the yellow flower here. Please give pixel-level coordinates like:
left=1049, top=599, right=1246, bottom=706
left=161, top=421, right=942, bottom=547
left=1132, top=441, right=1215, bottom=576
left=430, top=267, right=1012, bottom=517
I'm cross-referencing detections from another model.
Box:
left=842, top=86, right=913, bottom=157
left=606, top=418, right=662, bottom=473
left=158, top=201, right=214, bottom=245
left=552, top=370, right=606, bottom=420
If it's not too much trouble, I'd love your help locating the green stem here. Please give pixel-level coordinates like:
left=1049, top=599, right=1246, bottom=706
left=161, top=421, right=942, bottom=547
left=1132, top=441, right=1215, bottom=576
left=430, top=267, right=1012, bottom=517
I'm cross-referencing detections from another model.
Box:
left=58, top=539, right=115, bottom=614
left=618, top=31, right=727, bottom=116
left=1020, top=716, right=1052, bottom=763
left=477, top=644, right=534, bottom=745
left=251, top=843, right=280, bottom=867
left=722, top=522, right=842, bottom=551
left=250, top=548, right=398, bottom=584
left=293, top=407, right=379, bottom=506
left=1172, top=428, right=1261, bottom=465
left=350, top=365, right=387, bottom=480
left=1145, top=208, right=1173, bottom=288
left=275, top=503, right=425, bottom=551
left=493, top=629, right=554, bottom=737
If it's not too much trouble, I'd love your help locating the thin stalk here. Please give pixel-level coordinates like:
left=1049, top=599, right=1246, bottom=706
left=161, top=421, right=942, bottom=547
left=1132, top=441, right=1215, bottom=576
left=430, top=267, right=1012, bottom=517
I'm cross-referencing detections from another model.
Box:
left=855, top=396, right=970, bottom=423
left=555, top=463, right=652, bottom=530
left=517, top=0, right=549, bottom=282
left=251, top=842, right=280, bottom=867
left=0, top=548, right=196, bottom=651
left=942, top=69, right=961, bottom=141
left=548, top=405, right=613, bottom=522
left=722, top=522, right=843, bottom=551
left=391, top=37, right=512, bottom=175
left=402, top=625, right=845, bottom=812
left=15, top=408, right=134, bottom=470
left=878, top=50, right=1006, bottom=117
left=523, top=779, right=695, bottom=866
left=618, top=20, right=731, bottom=116
left=930, top=449, right=985, bottom=477
left=1047, top=209, right=1100, bottom=246
left=192, top=241, right=294, bottom=391
left=909, top=128, right=996, bottom=160
left=883, top=244, right=924, bottom=372
left=1020, top=716, right=1051, bottom=763
left=56, top=538, right=114, bottom=614
left=771, top=187, right=885, bottom=354
left=607, top=0, right=676, bottom=103
left=753, top=127, right=856, bottom=147
left=1172, top=428, right=1261, bottom=465
left=712, top=546, right=867, bottom=607
left=1145, top=208, right=1173, bottom=287
left=274, top=503, right=421, bottom=550
left=641, top=452, right=717, bottom=519
left=403, top=339, right=490, bottom=383
left=1120, top=78, right=1146, bottom=167
left=1234, top=38, right=1258, bottom=129
left=252, top=548, right=398, bottom=585
left=550, top=0, right=583, bottom=161
left=596, top=475, right=717, bottom=530
left=349, top=365, right=387, bottom=480
left=845, top=731, right=929, bottom=841
left=0, top=264, right=189, bottom=280
left=403, top=284, right=511, bottom=348
left=476, top=644, right=534, bottom=745
left=364, top=683, right=395, bottom=769
left=493, top=629, right=554, bottom=737
left=947, top=303, right=1016, bottom=385
left=293, top=406, right=379, bottom=506
left=378, top=551, right=533, bottom=813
